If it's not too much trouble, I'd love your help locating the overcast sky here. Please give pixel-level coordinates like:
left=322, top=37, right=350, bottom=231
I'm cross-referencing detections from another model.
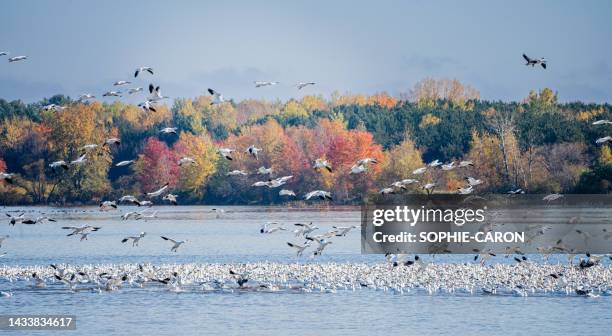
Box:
left=1, top=0, right=611, bottom=103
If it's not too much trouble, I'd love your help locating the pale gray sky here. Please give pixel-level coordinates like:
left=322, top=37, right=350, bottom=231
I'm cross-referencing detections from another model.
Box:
left=1, top=0, right=611, bottom=103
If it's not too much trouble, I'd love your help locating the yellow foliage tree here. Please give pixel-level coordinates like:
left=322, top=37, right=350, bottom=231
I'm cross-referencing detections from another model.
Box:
left=283, top=100, right=308, bottom=118
left=174, top=132, right=219, bottom=196
left=378, top=137, right=423, bottom=188
left=301, top=95, right=327, bottom=112
left=410, top=78, right=479, bottom=109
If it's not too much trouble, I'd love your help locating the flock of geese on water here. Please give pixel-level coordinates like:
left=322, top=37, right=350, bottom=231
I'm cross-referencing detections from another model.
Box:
left=0, top=259, right=610, bottom=298
left=1, top=52, right=611, bottom=297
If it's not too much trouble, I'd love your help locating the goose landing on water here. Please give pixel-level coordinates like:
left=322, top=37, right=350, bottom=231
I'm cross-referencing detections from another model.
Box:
left=161, top=236, right=186, bottom=252
left=122, top=232, right=147, bottom=246
left=287, top=242, right=310, bottom=257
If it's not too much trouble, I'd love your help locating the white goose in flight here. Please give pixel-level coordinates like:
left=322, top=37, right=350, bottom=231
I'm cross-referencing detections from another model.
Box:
left=226, top=170, right=248, bottom=176
left=100, top=200, right=118, bottom=210
left=178, top=157, right=196, bottom=166
left=466, top=177, right=483, bottom=186
left=70, top=154, right=87, bottom=165
left=146, top=183, right=169, bottom=198
left=313, top=158, right=332, bottom=172
left=389, top=181, right=407, bottom=190
left=115, top=160, right=135, bottom=167
left=428, top=159, right=442, bottom=167
left=42, top=104, right=65, bottom=112
left=441, top=162, right=455, bottom=171
left=349, top=164, right=366, bottom=174
left=62, top=225, right=101, bottom=237
left=127, top=87, right=143, bottom=95
left=305, top=190, right=332, bottom=201
left=49, top=160, right=69, bottom=171
left=412, top=167, right=427, bottom=175
left=77, top=93, right=96, bottom=101
left=306, top=237, right=333, bottom=256
left=161, top=236, right=186, bottom=252
left=595, top=136, right=611, bottom=144
left=0, top=51, right=7, bottom=57
left=121, top=211, right=140, bottom=220
left=134, top=67, right=154, bottom=77
left=6, top=212, right=25, bottom=225
left=163, top=194, right=178, bottom=205
left=81, top=144, right=99, bottom=152
left=279, top=189, right=296, bottom=196
left=257, top=166, right=273, bottom=175
left=138, top=100, right=156, bottom=112
left=260, top=222, right=286, bottom=234
left=400, top=178, right=419, bottom=186
left=254, top=81, right=279, bottom=88
left=118, top=195, right=141, bottom=205
left=8, top=55, right=27, bottom=62
left=102, top=91, right=122, bottom=97
left=457, top=185, right=474, bottom=195
left=267, top=176, right=292, bottom=188
left=332, top=225, right=357, bottom=237
left=208, top=88, right=225, bottom=105
left=294, top=222, right=318, bottom=237
left=122, top=232, right=147, bottom=246
left=380, top=187, right=395, bottom=195
left=246, top=145, right=262, bottom=160
left=218, top=148, right=235, bottom=160
left=252, top=181, right=269, bottom=187
left=356, top=158, right=378, bottom=166
left=113, top=80, right=131, bottom=86
left=523, top=54, right=547, bottom=69
left=148, top=84, right=166, bottom=101
left=592, top=120, right=612, bottom=125
left=287, top=242, right=310, bottom=257
left=296, top=82, right=316, bottom=90
left=459, top=160, right=474, bottom=168
left=160, top=127, right=177, bottom=135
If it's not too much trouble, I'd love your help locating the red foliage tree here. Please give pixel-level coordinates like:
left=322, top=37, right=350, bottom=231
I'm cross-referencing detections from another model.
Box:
left=135, top=138, right=179, bottom=193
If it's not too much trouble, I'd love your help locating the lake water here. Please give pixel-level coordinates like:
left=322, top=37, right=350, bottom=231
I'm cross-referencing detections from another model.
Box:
left=0, top=206, right=610, bottom=336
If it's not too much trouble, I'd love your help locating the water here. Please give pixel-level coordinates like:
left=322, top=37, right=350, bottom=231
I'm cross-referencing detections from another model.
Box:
left=0, top=206, right=610, bottom=336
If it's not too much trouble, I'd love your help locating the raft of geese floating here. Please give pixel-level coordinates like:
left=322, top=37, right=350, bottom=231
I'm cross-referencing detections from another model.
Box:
left=1, top=261, right=610, bottom=298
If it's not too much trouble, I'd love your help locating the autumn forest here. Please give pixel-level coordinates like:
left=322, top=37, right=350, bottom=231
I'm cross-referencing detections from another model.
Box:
left=1, top=78, right=611, bottom=205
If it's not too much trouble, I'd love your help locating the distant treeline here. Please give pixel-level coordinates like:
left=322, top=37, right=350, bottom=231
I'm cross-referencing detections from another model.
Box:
left=1, top=79, right=611, bottom=205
